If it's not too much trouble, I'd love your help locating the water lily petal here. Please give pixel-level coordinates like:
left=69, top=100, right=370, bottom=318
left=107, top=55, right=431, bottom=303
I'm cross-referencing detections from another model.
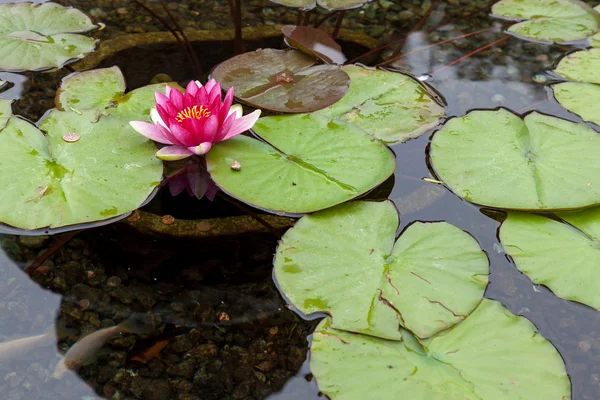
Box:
left=181, top=117, right=205, bottom=143
left=129, top=121, right=173, bottom=144
left=222, top=109, right=261, bottom=140
left=155, top=91, right=170, bottom=109
left=170, top=88, right=184, bottom=110
left=186, top=80, right=199, bottom=97
left=215, top=112, right=237, bottom=142
left=164, top=85, right=172, bottom=98
left=188, top=142, right=212, bottom=155
left=169, top=122, right=197, bottom=146
left=183, top=92, right=195, bottom=110
left=204, top=79, right=217, bottom=94
left=167, top=174, right=188, bottom=196
left=156, top=146, right=194, bottom=161
left=228, top=104, right=243, bottom=119
left=150, top=108, right=167, bottom=128
left=219, top=88, right=234, bottom=122
left=202, top=114, right=219, bottom=142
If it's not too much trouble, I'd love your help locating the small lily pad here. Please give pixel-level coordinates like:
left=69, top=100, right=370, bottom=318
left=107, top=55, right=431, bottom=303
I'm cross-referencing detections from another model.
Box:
left=210, top=49, right=350, bottom=113
left=0, top=2, right=97, bottom=71
left=269, top=0, right=316, bottom=10
left=311, top=299, right=571, bottom=400
left=551, top=49, right=600, bottom=125
left=55, top=66, right=173, bottom=122
left=282, top=25, right=346, bottom=64
left=500, top=211, right=600, bottom=310
left=274, top=201, right=488, bottom=339
left=315, top=65, right=445, bottom=144
left=430, top=109, right=600, bottom=210
left=492, top=0, right=600, bottom=43
left=269, top=0, right=369, bottom=10
left=0, top=109, right=162, bottom=230
left=205, top=115, right=395, bottom=215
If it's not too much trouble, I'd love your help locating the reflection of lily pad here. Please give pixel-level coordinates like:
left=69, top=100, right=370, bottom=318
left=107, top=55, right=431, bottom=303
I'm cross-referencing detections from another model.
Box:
left=315, top=65, right=445, bottom=144
left=491, top=0, right=600, bottom=43
left=0, top=109, right=162, bottom=230
left=269, top=0, right=369, bottom=10
left=0, top=2, right=97, bottom=71
left=552, top=49, right=600, bottom=125
left=311, top=299, right=570, bottom=400
left=430, top=109, right=600, bottom=210
left=282, top=25, right=346, bottom=64
left=55, top=66, right=173, bottom=121
left=274, top=201, right=488, bottom=339
left=500, top=211, right=600, bottom=310
left=210, top=49, right=350, bottom=113
left=206, top=115, right=395, bottom=215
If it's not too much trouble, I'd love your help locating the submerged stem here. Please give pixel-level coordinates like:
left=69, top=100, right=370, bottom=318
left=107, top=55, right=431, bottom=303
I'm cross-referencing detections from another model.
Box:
left=24, top=230, right=83, bottom=276
left=331, top=11, right=345, bottom=40
left=430, top=35, right=510, bottom=76
left=231, top=0, right=243, bottom=54
left=302, top=10, right=312, bottom=26
left=314, top=11, right=338, bottom=28
left=388, top=0, right=441, bottom=60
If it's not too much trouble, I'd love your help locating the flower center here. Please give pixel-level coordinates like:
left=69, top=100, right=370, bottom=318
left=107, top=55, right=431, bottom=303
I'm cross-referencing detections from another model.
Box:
left=175, top=105, right=211, bottom=123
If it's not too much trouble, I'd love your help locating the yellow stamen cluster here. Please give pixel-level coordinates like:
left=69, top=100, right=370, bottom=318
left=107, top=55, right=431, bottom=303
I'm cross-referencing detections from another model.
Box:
left=175, top=105, right=211, bottom=123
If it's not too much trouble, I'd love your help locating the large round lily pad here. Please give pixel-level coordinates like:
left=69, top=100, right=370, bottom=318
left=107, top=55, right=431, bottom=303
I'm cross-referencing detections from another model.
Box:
left=55, top=66, right=173, bottom=121
left=269, top=0, right=369, bottom=10
left=274, top=201, right=488, bottom=339
left=0, top=109, right=162, bottom=230
left=500, top=211, right=600, bottom=310
left=311, top=299, right=571, bottom=400
left=210, top=49, right=350, bottom=113
left=430, top=109, right=600, bottom=210
left=551, top=49, right=600, bottom=125
left=491, top=0, right=600, bottom=43
left=205, top=115, right=395, bottom=215
left=315, top=65, right=445, bottom=144
left=0, top=2, right=97, bottom=72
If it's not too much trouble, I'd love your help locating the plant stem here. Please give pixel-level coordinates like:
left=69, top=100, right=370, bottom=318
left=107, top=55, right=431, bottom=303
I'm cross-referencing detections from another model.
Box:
left=517, top=99, right=549, bottom=114
left=158, top=0, right=203, bottom=77
left=131, top=0, right=194, bottom=72
left=24, top=230, right=83, bottom=276
left=430, top=35, right=510, bottom=76
left=231, top=0, right=243, bottom=54
left=302, top=10, right=312, bottom=26
left=296, top=9, right=303, bottom=25
left=314, top=11, right=337, bottom=28
left=331, top=10, right=345, bottom=40
left=216, top=192, right=281, bottom=239
left=388, top=0, right=441, bottom=60
left=374, top=27, right=495, bottom=67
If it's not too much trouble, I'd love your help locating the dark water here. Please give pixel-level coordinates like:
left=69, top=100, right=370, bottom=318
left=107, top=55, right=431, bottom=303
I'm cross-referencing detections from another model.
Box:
left=1, top=0, right=600, bottom=399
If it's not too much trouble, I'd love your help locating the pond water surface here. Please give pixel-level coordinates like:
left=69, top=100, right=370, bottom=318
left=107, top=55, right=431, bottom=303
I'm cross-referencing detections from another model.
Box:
left=1, top=0, right=600, bottom=399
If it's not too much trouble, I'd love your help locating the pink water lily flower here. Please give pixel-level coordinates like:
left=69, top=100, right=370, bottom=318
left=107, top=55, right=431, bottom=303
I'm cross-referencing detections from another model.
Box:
left=130, top=79, right=261, bottom=160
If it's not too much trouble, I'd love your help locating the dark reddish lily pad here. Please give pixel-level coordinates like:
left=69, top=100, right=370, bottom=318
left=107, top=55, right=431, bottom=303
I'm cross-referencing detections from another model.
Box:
left=269, top=0, right=316, bottom=9
left=210, top=49, right=350, bottom=113
left=282, top=25, right=347, bottom=64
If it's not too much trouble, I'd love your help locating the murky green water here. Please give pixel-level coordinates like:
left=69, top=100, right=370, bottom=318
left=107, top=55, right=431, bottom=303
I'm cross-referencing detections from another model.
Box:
left=1, top=0, right=600, bottom=399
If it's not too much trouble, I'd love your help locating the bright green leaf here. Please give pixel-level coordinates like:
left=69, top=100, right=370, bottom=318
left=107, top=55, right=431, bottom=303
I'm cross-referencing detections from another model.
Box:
left=492, top=0, right=600, bottom=43
left=552, top=82, right=600, bottom=126
left=0, top=110, right=162, bottom=230
left=106, top=83, right=170, bottom=121
left=0, top=99, right=12, bottom=130
left=206, top=115, right=396, bottom=215
left=0, top=2, right=97, bottom=71
left=554, top=48, right=600, bottom=84
left=316, top=65, right=445, bottom=144
left=311, top=299, right=571, bottom=400
left=500, top=211, right=600, bottom=310
left=274, top=201, right=488, bottom=339
left=430, top=109, right=600, bottom=210
left=56, top=66, right=126, bottom=111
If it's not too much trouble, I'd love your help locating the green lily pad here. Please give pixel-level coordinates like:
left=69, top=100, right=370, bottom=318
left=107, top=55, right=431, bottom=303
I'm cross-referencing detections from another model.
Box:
left=554, top=48, right=600, bottom=84
left=0, top=2, right=97, bottom=72
left=552, top=82, right=600, bottom=126
left=273, top=201, right=488, bottom=339
left=55, top=66, right=172, bottom=122
left=430, top=109, right=600, bottom=210
left=311, top=299, right=571, bottom=400
left=269, top=0, right=368, bottom=10
left=205, top=115, right=395, bottom=215
left=315, top=65, right=445, bottom=144
left=491, top=0, right=600, bottom=43
left=591, top=6, right=600, bottom=46
left=210, top=49, right=350, bottom=113
left=0, top=99, right=11, bottom=130
left=0, top=109, right=162, bottom=230
left=500, top=211, right=600, bottom=310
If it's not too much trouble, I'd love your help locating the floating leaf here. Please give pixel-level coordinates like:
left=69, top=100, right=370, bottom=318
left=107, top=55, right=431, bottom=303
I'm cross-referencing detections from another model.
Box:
left=0, top=2, right=97, bottom=71
left=0, top=110, right=162, bottom=230
left=274, top=201, right=488, bottom=339
left=55, top=66, right=173, bottom=122
left=210, top=49, right=350, bottom=113
left=205, top=115, right=395, bottom=215
left=552, top=82, right=600, bottom=126
left=500, top=211, right=600, bottom=310
left=430, top=109, right=600, bottom=210
left=315, top=65, right=445, bottom=144
left=491, top=0, right=600, bottom=43
left=269, top=0, right=369, bottom=10
left=282, top=25, right=346, bottom=64
left=554, top=48, right=600, bottom=84
left=269, top=0, right=316, bottom=10
left=0, top=99, right=11, bottom=130
left=311, top=299, right=571, bottom=400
